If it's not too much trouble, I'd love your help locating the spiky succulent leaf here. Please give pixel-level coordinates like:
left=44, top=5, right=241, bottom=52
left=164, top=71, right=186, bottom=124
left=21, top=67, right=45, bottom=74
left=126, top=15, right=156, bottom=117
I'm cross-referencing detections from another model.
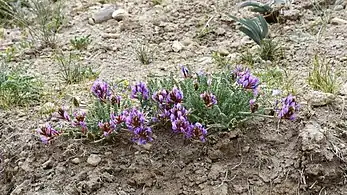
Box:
left=230, top=15, right=269, bottom=46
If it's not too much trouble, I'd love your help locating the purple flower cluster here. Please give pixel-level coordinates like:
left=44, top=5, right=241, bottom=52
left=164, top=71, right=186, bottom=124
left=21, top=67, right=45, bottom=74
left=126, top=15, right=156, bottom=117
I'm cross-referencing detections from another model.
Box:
left=237, top=69, right=260, bottom=96
left=276, top=94, right=300, bottom=121
left=181, top=65, right=191, bottom=78
left=124, top=108, right=153, bottom=144
left=111, top=111, right=127, bottom=125
left=91, top=80, right=122, bottom=107
left=72, top=110, right=88, bottom=134
left=131, top=82, right=149, bottom=100
left=170, top=104, right=207, bottom=141
left=91, top=80, right=111, bottom=102
left=152, top=89, right=169, bottom=104
left=200, top=92, right=217, bottom=107
left=232, top=66, right=261, bottom=112
left=152, top=87, right=208, bottom=142
left=98, top=120, right=115, bottom=137
left=36, top=123, right=61, bottom=144
left=167, top=87, right=183, bottom=104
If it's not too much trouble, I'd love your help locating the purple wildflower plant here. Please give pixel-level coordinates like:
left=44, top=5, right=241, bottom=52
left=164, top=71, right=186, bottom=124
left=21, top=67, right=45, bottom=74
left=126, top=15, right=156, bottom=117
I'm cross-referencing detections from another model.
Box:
left=72, top=110, right=88, bottom=134
left=57, top=107, right=71, bottom=121
left=131, top=82, right=149, bottom=100
left=200, top=92, right=217, bottom=107
left=98, top=120, right=115, bottom=137
left=167, top=87, right=183, bottom=104
left=36, top=123, right=61, bottom=144
left=91, top=80, right=111, bottom=102
left=276, top=94, right=300, bottom=121
left=125, top=108, right=153, bottom=144
left=187, top=122, right=207, bottom=142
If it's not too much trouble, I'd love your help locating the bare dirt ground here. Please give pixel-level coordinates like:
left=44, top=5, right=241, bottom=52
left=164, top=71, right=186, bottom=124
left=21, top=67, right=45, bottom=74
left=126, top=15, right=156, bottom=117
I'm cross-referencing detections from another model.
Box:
left=1, top=0, right=347, bottom=194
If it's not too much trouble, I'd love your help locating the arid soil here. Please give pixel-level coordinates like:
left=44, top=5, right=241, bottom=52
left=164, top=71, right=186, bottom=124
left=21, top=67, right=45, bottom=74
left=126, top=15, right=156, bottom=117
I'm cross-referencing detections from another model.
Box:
left=1, top=0, right=347, bottom=194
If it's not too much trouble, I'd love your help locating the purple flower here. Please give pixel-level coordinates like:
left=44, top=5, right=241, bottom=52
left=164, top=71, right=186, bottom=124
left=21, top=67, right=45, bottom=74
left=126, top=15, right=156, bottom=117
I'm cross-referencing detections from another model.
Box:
left=72, top=110, right=88, bottom=134
left=276, top=94, right=300, bottom=121
left=91, top=80, right=111, bottom=102
left=237, top=69, right=260, bottom=96
left=231, top=65, right=246, bottom=80
left=171, top=117, right=192, bottom=135
left=125, top=108, right=153, bottom=144
left=98, top=121, right=115, bottom=136
left=111, top=111, right=127, bottom=125
left=152, top=89, right=169, bottom=104
left=131, top=82, right=149, bottom=100
left=181, top=65, right=191, bottom=78
left=57, top=107, right=70, bottom=121
left=36, top=123, right=61, bottom=144
left=187, top=122, right=207, bottom=142
left=125, top=108, right=146, bottom=131
left=169, top=103, right=188, bottom=122
left=132, top=126, right=153, bottom=145
left=200, top=92, right=217, bottom=107
left=167, top=87, right=183, bottom=104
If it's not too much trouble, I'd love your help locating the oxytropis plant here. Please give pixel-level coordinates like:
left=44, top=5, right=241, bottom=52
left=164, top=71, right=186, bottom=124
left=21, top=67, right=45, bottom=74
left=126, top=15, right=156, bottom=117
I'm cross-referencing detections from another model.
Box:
left=35, top=65, right=300, bottom=145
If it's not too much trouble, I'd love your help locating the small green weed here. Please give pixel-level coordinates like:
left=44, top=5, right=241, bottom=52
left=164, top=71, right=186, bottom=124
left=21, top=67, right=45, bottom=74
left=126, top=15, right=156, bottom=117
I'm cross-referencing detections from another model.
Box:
left=54, top=51, right=98, bottom=84
left=2, top=0, right=65, bottom=48
left=308, top=54, right=340, bottom=94
left=70, top=35, right=91, bottom=50
left=255, top=66, right=296, bottom=96
left=0, top=62, right=41, bottom=108
left=240, top=50, right=256, bottom=67
left=0, top=46, right=16, bottom=62
left=152, top=0, right=163, bottom=5
left=135, top=44, right=153, bottom=65
left=212, top=51, right=230, bottom=68
left=258, top=39, right=282, bottom=61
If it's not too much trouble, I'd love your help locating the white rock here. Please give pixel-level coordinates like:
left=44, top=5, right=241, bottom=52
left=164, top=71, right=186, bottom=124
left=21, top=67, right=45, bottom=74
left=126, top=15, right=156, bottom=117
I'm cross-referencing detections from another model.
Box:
left=199, top=57, right=213, bottom=65
left=172, top=40, right=184, bottom=52
left=307, top=91, right=335, bottom=106
left=331, top=17, right=347, bottom=25
left=112, top=9, right=128, bottom=21
left=339, top=82, right=347, bottom=95
left=299, top=121, right=325, bottom=151
left=93, top=6, right=116, bottom=24
left=71, top=158, right=80, bottom=164
left=334, top=5, right=344, bottom=11
left=87, top=154, right=101, bottom=166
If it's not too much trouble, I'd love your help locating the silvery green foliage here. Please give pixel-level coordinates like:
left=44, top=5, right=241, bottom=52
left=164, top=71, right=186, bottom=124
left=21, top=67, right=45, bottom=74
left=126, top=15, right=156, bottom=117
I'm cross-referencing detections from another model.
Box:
left=230, top=15, right=269, bottom=46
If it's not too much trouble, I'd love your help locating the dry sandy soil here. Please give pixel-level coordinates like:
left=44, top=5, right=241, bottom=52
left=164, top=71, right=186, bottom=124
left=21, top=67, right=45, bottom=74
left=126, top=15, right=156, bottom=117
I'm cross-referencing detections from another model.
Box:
left=1, top=0, right=347, bottom=194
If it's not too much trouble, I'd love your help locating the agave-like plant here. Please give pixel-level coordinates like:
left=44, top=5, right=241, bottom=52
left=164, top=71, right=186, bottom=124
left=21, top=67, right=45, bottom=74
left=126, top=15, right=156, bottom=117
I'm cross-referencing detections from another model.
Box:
left=230, top=15, right=268, bottom=46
